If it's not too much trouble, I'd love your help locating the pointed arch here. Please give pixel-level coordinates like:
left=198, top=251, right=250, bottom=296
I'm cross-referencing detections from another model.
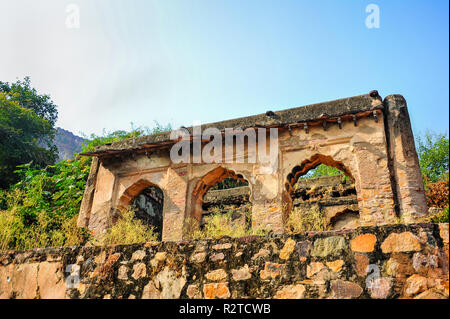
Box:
left=117, top=179, right=165, bottom=240
left=284, top=154, right=354, bottom=195
left=190, top=167, right=250, bottom=223
left=117, top=179, right=161, bottom=210
left=283, top=154, right=357, bottom=230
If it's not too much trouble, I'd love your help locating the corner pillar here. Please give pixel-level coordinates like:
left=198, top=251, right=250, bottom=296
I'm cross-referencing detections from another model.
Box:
left=383, top=94, right=428, bottom=223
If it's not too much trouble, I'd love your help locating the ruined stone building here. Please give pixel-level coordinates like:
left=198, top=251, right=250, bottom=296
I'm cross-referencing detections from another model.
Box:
left=77, top=92, right=428, bottom=241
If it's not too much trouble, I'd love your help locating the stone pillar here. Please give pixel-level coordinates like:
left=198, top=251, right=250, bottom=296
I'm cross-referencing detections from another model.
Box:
left=161, top=167, right=188, bottom=241
left=351, top=134, right=397, bottom=225
left=77, top=157, right=99, bottom=228
left=86, top=162, right=117, bottom=235
left=251, top=173, right=284, bottom=234
left=383, top=94, right=428, bottom=223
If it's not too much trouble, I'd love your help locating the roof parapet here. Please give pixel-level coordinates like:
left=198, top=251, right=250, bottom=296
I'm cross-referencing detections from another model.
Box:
left=82, top=92, right=383, bottom=157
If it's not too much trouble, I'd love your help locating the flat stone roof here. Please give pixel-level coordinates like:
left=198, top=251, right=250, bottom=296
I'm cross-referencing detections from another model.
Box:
left=82, top=91, right=383, bottom=156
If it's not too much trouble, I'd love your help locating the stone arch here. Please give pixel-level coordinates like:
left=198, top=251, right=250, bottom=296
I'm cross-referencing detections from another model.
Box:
left=117, top=179, right=165, bottom=239
left=282, top=153, right=358, bottom=231
left=117, top=179, right=162, bottom=209
left=190, top=166, right=251, bottom=225
left=329, top=208, right=360, bottom=230
left=284, top=154, right=354, bottom=194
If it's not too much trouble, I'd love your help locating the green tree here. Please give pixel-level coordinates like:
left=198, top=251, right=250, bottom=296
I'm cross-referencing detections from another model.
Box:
left=0, top=123, right=172, bottom=250
left=304, top=164, right=343, bottom=178
left=416, top=131, right=449, bottom=184
left=0, top=93, right=57, bottom=188
left=0, top=77, right=58, bottom=126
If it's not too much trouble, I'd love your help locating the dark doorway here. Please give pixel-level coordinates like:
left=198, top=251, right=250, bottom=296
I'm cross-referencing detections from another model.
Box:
left=131, top=186, right=164, bottom=240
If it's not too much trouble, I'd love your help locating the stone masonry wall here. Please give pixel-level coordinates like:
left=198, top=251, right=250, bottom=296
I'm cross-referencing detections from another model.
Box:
left=0, top=223, right=448, bottom=299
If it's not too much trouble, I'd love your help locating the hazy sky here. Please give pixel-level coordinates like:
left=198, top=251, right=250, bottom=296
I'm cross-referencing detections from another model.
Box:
left=0, top=0, right=448, bottom=137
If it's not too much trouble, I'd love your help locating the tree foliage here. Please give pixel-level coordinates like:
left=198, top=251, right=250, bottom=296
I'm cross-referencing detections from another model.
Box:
left=415, top=131, right=449, bottom=223
left=300, top=164, right=350, bottom=183
left=0, top=93, right=57, bottom=188
left=416, top=131, right=449, bottom=184
left=0, top=78, right=59, bottom=188
left=80, top=121, right=171, bottom=153
left=0, top=77, right=58, bottom=126
left=209, top=177, right=248, bottom=190
left=303, top=164, right=343, bottom=178
left=0, top=123, right=171, bottom=250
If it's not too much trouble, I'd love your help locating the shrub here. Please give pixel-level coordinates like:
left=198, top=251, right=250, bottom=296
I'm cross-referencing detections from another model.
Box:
left=425, top=179, right=449, bottom=209
left=99, top=209, right=158, bottom=245
left=285, top=206, right=330, bottom=234
left=0, top=124, right=171, bottom=250
left=0, top=208, right=90, bottom=251
left=429, top=206, right=449, bottom=223
left=191, top=212, right=248, bottom=239
left=186, top=208, right=266, bottom=240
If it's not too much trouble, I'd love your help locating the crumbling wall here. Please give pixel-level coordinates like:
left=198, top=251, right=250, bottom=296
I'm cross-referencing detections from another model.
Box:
left=77, top=93, right=428, bottom=242
left=1, top=223, right=448, bottom=299
left=202, top=186, right=251, bottom=229
left=280, top=115, right=397, bottom=229
left=291, top=175, right=359, bottom=230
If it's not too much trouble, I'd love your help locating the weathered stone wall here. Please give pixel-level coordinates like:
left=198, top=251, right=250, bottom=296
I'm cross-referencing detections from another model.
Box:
left=77, top=93, right=428, bottom=241
left=1, top=223, right=448, bottom=299
left=78, top=116, right=398, bottom=239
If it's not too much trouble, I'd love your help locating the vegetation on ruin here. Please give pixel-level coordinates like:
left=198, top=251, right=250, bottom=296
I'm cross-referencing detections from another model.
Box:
left=1, top=127, right=447, bottom=250
left=0, top=122, right=171, bottom=251
left=0, top=204, right=86, bottom=251
left=429, top=207, right=449, bottom=224
left=185, top=203, right=268, bottom=239
left=98, top=209, right=158, bottom=245
left=285, top=206, right=330, bottom=234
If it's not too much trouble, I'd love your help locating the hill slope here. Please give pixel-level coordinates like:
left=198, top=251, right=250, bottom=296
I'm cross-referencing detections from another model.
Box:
left=54, top=127, right=85, bottom=161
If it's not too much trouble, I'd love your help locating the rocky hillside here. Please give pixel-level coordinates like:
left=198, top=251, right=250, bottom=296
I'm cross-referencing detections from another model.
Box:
left=54, top=127, right=85, bottom=161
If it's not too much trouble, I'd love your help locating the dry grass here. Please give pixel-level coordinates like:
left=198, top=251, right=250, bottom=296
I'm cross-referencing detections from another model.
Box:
left=0, top=207, right=160, bottom=250
left=0, top=208, right=89, bottom=251
left=98, top=209, right=158, bottom=246
left=0, top=209, right=16, bottom=251
left=285, top=206, right=330, bottom=234
left=185, top=206, right=267, bottom=240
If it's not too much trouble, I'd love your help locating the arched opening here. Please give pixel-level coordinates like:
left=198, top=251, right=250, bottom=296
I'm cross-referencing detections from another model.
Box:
left=284, top=154, right=359, bottom=233
left=329, top=209, right=360, bottom=230
left=117, top=180, right=164, bottom=241
left=189, top=167, right=252, bottom=238
left=131, top=186, right=164, bottom=240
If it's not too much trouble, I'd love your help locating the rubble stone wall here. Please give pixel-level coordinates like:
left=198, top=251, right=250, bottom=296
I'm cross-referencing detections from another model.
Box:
left=1, top=223, right=448, bottom=299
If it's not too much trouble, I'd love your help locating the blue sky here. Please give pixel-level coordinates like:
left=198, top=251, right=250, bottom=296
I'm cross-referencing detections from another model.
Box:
left=0, top=0, right=448, bottom=137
